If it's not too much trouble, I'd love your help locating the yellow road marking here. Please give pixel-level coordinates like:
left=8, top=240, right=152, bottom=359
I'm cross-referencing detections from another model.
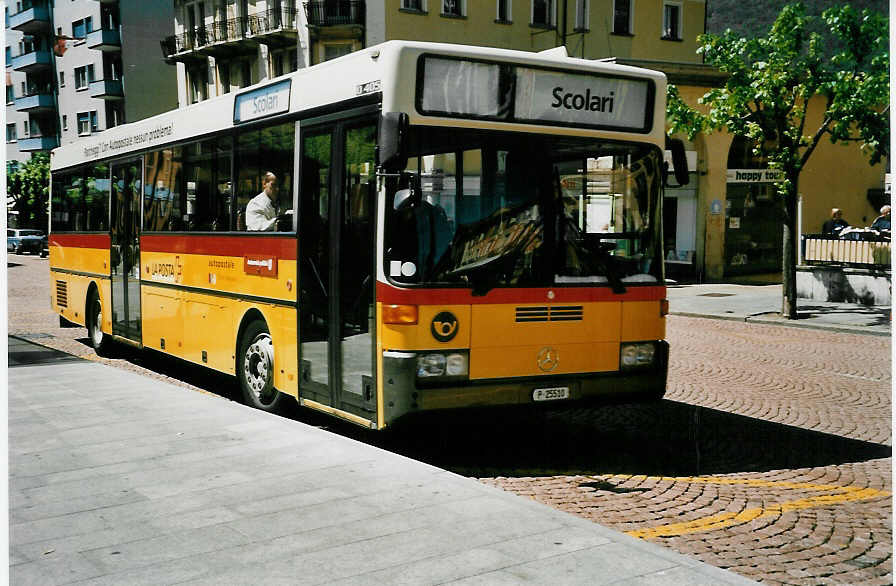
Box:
left=612, top=476, right=891, bottom=540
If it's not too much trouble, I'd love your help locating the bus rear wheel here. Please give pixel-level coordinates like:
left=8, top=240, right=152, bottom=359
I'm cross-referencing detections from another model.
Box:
left=87, top=291, right=112, bottom=356
left=237, top=320, right=283, bottom=412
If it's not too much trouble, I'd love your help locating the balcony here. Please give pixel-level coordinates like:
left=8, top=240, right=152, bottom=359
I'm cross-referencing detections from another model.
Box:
left=11, top=50, right=53, bottom=73
left=161, top=7, right=299, bottom=61
left=9, top=3, right=51, bottom=34
left=86, top=28, right=122, bottom=52
left=89, top=78, right=124, bottom=99
left=18, top=135, right=58, bottom=151
left=14, top=91, right=54, bottom=113
left=305, top=1, right=365, bottom=27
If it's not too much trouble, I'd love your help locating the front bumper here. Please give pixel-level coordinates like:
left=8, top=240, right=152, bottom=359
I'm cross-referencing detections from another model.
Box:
left=382, top=341, right=669, bottom=426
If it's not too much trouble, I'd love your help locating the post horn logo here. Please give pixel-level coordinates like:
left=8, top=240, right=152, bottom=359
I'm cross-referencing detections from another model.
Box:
left=537, top=346, right=559, bottom=372
left=431, top=311, right=458, bottom=342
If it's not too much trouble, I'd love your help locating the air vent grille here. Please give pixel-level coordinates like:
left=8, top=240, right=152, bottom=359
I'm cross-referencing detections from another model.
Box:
left=515, top=305, right=583, bottom=322
left=55, top=280, right=68, bottom=308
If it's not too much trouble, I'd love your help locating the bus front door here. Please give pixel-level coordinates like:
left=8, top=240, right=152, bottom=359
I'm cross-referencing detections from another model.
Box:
left=110, top=159, right=142, bottom=342
left=298, top=116, right=377, bottom=424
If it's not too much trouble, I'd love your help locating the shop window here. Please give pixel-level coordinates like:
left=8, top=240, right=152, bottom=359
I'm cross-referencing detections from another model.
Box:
left=662, top=2, right=681, bottom=40
left=236, top=122, right=295, bottom=232
left=612, top=0, right=631, bottom=34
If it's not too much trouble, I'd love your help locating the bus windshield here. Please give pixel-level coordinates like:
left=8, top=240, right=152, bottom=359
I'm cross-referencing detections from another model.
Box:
left=384, top=128, right=663, bottom=292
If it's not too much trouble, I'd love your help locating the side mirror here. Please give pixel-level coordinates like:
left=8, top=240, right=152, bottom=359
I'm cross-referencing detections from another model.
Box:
left=378, top=112, right=409, bottom=172
left=665, top=137, right=690, bottom=187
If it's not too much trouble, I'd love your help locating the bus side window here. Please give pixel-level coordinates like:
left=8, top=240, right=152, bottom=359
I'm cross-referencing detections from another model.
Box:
left=236, top=122, right=295, bottom=232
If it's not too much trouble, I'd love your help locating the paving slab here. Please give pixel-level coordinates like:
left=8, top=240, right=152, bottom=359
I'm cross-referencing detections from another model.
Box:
left=666, top=283, right=890, bottom=336
left=8, top=338, right=756, bottom=585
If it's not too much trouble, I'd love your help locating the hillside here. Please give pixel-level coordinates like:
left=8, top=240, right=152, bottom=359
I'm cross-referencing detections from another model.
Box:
left=706, top=0, right=887, bottom=38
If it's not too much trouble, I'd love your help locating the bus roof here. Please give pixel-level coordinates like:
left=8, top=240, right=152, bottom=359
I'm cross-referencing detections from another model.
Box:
left=51, top=40, right=667, bottom=172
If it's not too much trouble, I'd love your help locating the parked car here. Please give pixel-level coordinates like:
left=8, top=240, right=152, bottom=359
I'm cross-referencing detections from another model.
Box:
left=7, top=229, right=46, bottom=255
left=40, top=234, right=49, bottom=258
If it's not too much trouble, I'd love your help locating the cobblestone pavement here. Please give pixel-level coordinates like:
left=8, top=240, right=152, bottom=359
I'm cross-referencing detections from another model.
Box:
left=7, top=255, right=892, bottom=584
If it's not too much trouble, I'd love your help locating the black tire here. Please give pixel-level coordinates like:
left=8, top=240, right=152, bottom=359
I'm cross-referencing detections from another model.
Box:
left=237, top=319, right=283, bottom=412
left=87, top=291, right=113, bottom=356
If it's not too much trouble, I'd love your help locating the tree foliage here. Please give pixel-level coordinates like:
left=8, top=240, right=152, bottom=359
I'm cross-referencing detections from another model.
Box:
left=666, top=3, right=888, bottom=318
left=669, top=3, right=888, bottom=181
left=8, top=152, right=50, bottom=230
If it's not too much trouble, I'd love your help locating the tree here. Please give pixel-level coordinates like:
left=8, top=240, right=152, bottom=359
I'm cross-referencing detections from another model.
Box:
left=8, top=152, right=50, bottom=231
left=667, top=3, right=888, bottom=319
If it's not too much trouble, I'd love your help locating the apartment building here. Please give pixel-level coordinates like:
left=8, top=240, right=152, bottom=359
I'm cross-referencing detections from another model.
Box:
left=5, top=0, right=178, bottom=169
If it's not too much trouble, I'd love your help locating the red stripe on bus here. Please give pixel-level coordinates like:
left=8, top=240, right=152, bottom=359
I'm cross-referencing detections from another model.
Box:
left=49, top=234, right=111, bottom=248
left=141, top=234, right=297, bottom=260
left=376, top=282, right=666, bottom=305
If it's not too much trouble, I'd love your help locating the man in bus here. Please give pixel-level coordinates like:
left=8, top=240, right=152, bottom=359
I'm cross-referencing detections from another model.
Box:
left=246, top=171, right=290, bottom=231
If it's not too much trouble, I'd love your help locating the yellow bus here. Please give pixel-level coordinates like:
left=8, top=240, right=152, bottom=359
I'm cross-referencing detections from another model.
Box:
left=49, top=41, right=687, bottom=429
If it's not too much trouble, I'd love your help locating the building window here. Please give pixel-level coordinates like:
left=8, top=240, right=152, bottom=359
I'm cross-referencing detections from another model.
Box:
left=6, top=123, right=17, bottom=143
left=106, top=102, right=123, bottom=128
left=75, top=65, right=94, bottom=89
left=77, top=112, right=90, bottom=134
left=496, top=0, right=511, bottom=22
left=56, top=26, right=62, bottom=36
left=662, top=2, right=681, bottom=40
left=612, top=0, right=631, bottom=35
left=72, top=17, right=93, bottom=39
left=188, top=65, right=208, bottom=103
left=442, top=0, right=463, bottom=17
left=401, top=0, right=425, bottom=12
left=239, top=60, right=251, bottom=88
left=5, top=46, right=10, bottom=66
left=574, top=0, right=588, bottom=30
left=323, top=43, right=352, bottom=62
left=62, top=115, right=68, bottom=131
left=219, top=62, right=230, bottom=94
left=22, top=121, right=30, bottom=137
left=59, top=71, right=65, bottom=87
left=6, top=85, right=14, bottom=104
left=531, top=0, right=553, bottom=27
left=90, top=110, right=99, bottom=132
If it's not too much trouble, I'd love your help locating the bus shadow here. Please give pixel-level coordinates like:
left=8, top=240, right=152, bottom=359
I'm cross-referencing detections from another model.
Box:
left=377, top=400, right=892, bottom=478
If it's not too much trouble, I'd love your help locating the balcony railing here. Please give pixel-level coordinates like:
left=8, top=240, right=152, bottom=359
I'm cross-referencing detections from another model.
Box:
left=18, top=135, right=59, bottom=151
left=86, top=28, right=122, bottom=52
left=11, top=50, right=53, bottom=73
left=13, top=91, right=54, bottom=113
left=304, top=1, right=365, bottom=26
left=802, top=233, right=891, bottom=268
left=161, top=7, right=299, bottom=60
left=89, top=78, right=124, bottom=99
left=9, top=2, right=51, bottom=33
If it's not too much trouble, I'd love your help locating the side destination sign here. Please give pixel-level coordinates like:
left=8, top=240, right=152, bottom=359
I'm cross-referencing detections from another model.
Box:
left=234, top=79, right=291, bottom=123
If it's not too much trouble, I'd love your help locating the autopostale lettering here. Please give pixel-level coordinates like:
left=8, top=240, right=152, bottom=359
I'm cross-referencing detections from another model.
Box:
left=551, top=87, right=615, bottom=113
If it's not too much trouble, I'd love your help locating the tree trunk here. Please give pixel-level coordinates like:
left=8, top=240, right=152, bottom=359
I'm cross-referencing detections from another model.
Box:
left=781, top=175, right=799, bottom=319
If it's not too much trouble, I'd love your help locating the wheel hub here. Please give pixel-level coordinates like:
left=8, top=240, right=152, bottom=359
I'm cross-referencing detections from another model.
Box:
left=243, top=334, right=274, bottom=403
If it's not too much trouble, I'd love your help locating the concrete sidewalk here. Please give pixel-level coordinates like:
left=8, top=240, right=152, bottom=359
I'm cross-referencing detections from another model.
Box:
left=8, top=336, right=755, bottom=585
left=666, top=283, right=891, bottom=337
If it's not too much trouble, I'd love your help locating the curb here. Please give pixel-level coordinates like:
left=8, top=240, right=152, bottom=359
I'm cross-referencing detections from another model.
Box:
left=670, top=311, right=891, bottom=337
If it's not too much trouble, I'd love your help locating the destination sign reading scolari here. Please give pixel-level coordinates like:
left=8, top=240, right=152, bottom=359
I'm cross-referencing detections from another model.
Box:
left=417, top=56, right=652, bottom=132
left=234, top=79, right=291, bottom=123
left=514, top=68, right=650, bottom=130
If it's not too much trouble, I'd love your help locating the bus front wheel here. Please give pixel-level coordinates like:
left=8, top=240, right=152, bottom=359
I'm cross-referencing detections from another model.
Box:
left=87, top=291, right=112, bottom=356
left=237, top=320, right=283, bottom=412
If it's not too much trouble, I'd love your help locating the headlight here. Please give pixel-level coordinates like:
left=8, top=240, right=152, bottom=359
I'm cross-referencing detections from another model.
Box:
left=416, top=351, right=469, bottom=380
left=620, top=342, right=656, bottom=368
